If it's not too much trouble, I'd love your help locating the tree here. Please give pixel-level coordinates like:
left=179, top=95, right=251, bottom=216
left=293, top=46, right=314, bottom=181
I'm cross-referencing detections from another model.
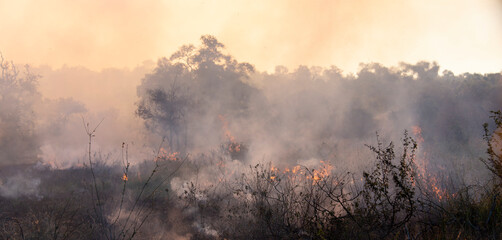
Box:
left=136, top=35, right=256, bottom=152
left=0, top=55, right=41, bottom=166
left=357, top=132, right=417, bottom=238
left=481, top=110, right=502, bottom=185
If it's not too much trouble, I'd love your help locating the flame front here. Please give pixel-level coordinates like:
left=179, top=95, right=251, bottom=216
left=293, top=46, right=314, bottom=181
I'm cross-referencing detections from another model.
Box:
left=157, top=148, right=179, bottom=161
left=270, top=161, right=334, bottom=184
left=412, top=125, right=450, bottom=201
left=218, top=115, right=241, bottom=153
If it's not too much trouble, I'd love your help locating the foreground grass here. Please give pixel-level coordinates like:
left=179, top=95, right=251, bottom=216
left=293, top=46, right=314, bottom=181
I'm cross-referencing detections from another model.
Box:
left=0, top=111, right=501, bottom=239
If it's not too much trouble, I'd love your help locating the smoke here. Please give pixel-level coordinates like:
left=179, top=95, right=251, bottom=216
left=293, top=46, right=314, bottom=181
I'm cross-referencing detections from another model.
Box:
left=133, top=37, right=501, bottom=181
left=0, top=57, right=41, bottom=166
left=0, top=173, right=40, bottom=198
left=30, top=63, right=155, bottom=167
left=2, top=1, right=502, bottom=74
left=0, top=35, right=500, bottom=188
left=0, top=36, right=501, bottom=238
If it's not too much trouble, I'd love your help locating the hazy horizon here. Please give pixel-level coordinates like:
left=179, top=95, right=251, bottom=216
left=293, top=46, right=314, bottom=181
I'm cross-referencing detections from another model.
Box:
left=1, top=0, right=502, bottom=74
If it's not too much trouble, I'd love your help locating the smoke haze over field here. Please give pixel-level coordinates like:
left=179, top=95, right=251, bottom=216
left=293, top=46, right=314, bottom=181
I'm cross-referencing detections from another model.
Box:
left=0, top=0, right=502, bottom=239
left=1, top=35, right=498, bottom=181
left=1, top=2, right=502, bottom=238
left=32, top=64, right=154, bottom=167
left=1, top=1, right=502, bottom=234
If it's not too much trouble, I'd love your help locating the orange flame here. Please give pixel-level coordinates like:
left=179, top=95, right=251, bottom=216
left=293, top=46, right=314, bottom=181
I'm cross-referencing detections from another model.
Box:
left=218, top=115, right=235, bottom=142
left=306, top=161, right=334, bottom=184
left=157, top=148, right=179, bottom=161
left=270, top=166, right=278, bottom=180
left=272, top=161, right=334, bottom=184
left=218, top=115, right=241, bottom=153
left=411, top=125, right=450, bottom=201
left=411, top=125, right=424, bottom=144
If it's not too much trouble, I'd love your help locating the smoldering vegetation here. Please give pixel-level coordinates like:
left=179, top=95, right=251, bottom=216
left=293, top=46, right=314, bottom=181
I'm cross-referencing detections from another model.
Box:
left=0, top=36, right=501, bottom=239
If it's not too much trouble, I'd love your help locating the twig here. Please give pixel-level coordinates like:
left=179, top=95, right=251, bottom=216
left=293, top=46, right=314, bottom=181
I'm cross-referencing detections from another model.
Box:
left=82, top=117, right=106, bottom=235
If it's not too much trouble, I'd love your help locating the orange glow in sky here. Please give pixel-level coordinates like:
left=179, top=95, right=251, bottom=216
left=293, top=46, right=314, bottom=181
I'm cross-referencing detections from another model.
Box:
left=1, top=0, right=501, bottom=74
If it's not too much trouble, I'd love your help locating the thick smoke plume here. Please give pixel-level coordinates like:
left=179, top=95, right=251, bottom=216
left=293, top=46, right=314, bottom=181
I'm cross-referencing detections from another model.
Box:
left=0, top=36, right=501, bottom=238
left=0, top=55, right=40, bottom=166
left=135, top=36, right=501, bottom=178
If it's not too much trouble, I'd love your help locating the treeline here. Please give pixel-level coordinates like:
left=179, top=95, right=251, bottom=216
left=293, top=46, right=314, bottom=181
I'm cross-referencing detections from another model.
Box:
left=0, top=36, right=501, bottom=239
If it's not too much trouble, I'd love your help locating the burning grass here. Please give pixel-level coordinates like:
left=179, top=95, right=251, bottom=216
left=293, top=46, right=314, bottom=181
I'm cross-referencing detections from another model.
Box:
left=0, top=111, right=501, bottom=239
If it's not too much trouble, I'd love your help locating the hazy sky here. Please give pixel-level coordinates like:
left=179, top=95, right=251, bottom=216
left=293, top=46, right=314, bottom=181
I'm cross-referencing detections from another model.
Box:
left=1, top=0, right=501, bottom=74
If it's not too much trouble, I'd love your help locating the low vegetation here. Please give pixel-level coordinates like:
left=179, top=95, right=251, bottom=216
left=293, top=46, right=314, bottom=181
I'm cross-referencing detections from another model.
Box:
left=0, top=111, right=499, bottom=239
